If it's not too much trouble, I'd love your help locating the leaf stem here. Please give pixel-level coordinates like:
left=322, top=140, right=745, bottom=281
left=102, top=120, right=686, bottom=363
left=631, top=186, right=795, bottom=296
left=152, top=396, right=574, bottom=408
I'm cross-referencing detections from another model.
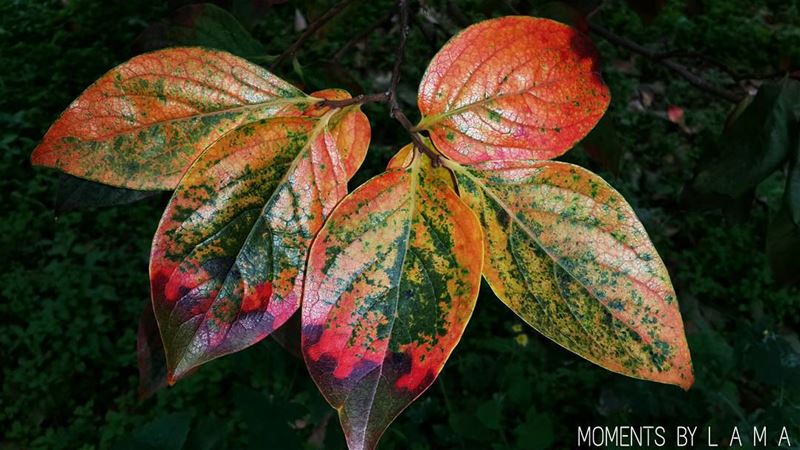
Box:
left=387, top=0, right=442, bottom=166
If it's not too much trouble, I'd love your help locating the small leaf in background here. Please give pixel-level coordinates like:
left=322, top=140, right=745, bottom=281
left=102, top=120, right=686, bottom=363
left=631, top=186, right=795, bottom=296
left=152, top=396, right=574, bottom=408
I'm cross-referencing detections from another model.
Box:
left=667, top=104, right=684, bottom=124
left=417, top=16, right=610, bottom=164
left=184, top=416, right=228, bottom=450
left=476, top=397, right=503, bottom=430
left=112, top=413, right=192, bottom=450
left=137, top=302, right=168, bottom=400
left=302, top=147, right=483, bottom=450
left=151, top=90, right=369, bottom=380
left=691, top=78, right=800, bottom=201
left=55, top=173, right=159, bottom=212
left=132, top=3, right=267, bottom=58
left=450, top=159, right=694, bottom=389
left=515, top=407, right=555, bottom=450
left=31, top=47, right=309, bottom=190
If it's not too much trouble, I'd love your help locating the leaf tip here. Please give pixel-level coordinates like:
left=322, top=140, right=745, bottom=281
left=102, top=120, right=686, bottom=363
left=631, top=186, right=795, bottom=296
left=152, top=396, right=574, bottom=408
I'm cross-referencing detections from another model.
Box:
left=166, top=371, right=177, bottom=386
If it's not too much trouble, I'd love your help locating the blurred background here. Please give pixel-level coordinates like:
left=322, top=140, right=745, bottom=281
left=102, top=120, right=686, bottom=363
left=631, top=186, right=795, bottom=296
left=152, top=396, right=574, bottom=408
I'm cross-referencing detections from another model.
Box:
left=2, top=0, right=799, bottom=448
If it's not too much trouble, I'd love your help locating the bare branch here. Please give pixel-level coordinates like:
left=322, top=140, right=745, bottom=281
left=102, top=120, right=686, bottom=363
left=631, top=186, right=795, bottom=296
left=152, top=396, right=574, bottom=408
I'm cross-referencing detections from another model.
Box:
left=588, top=22, right=744, bottom=103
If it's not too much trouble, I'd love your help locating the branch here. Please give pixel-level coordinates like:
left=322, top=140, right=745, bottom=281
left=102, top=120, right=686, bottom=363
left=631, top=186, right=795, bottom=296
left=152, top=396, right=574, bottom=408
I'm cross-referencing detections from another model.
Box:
left=588, top=22, right=744, bottom=103
left=272, top=0, right=361, bottom=69
left=318, top=91, right=389, bottom=108
left=388, top=0, right=442, bottom=165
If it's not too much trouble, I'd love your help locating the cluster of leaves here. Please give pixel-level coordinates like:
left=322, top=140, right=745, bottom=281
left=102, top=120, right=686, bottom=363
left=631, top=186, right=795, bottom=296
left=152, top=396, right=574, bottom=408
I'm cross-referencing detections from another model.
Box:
left=28, top=6, right=695, bottom=449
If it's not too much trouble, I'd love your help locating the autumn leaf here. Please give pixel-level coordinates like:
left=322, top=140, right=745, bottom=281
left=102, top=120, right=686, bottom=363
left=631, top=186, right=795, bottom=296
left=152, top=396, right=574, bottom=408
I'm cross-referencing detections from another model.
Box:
left=31, top=47, right=314, bottom=190
left=416, top=16, right=610, bottom=164
left=302, top=146, right=483, bottom=450
left=448, top=158, right=693, bottom=389
left=150, top=90, right=369, bottom=380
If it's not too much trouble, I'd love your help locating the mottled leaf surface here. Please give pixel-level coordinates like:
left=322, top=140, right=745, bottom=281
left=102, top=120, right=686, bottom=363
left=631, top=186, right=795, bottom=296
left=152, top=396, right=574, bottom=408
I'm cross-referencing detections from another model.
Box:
left=417, top=16, right=610, bottom=164
left=150, top=90, right=369, bottom=379
left=302, top=148, right=483, bottom=450
left=31, top=47, right=310, bottom=190
left=450, top=159, right=693, bottom=389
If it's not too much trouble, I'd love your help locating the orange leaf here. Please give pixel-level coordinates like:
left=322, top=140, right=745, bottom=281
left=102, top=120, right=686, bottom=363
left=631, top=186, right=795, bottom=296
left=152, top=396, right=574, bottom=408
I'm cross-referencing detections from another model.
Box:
left=417, top=16, right=610, bottom=164
left=31, top=47, right=314, bottom=190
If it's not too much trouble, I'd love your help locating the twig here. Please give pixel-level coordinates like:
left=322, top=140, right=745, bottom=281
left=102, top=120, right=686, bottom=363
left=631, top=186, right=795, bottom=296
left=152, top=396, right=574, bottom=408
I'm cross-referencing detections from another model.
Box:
left=588, top=22, right=744, bottom=103
left=318, top=91, right=390, bottom=108
left=332, top=9, right=395, bottom=60
left=272, top=0, right=361, bottom=69
left=388, top=0, right=442, bottom=165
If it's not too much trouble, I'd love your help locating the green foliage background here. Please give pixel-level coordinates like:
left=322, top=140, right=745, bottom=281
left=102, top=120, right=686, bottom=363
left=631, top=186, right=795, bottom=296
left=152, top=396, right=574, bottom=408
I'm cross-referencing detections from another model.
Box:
left=2, top=0, right=799, bottom=448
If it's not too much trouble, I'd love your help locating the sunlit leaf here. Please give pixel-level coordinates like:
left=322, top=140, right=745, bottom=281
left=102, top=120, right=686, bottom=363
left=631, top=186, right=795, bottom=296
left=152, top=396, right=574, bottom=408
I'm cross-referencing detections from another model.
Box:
left=449, top=158, right=694, bottom=389
left=150, top=90, right=369, bottom=380
left=302, top=147, right=483, bottom=450
left=31, top=47, right=312, bottom=190
left=417, top=16, right=610, bottom=164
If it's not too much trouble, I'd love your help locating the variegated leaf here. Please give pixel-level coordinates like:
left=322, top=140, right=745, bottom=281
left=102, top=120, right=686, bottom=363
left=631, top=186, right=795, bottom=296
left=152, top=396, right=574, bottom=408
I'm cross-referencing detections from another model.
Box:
left=302, top=147, right=483, bottom=450
left=31, top=47, right=314, bottom=190
left=150, top=90, right=369, bottom=380
left=449, top=159, right=693, bottom=389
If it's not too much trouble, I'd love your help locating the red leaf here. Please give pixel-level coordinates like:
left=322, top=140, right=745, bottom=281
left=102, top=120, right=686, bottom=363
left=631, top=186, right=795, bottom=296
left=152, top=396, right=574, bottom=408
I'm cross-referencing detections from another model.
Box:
left=417, top=16, right=610, bottom=164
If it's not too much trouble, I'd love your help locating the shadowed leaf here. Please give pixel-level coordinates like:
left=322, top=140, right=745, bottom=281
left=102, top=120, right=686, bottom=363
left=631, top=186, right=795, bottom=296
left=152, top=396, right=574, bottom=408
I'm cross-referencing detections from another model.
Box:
left=450, top=159, right=694, bottom=389
left=302, top=147, right=483, bottom=450
left=56, top=173, right=159, bottom=212
left=150, top=90, right=369, bottom=380
left=137, top=302, right=168, bottom=400
left=416, top=16, right=610, bottom=164
left=691, top=79, right=800, bottom=200
left=32, top=47, right=310, bottom=190
left=132, top=3, right=267, bottom=58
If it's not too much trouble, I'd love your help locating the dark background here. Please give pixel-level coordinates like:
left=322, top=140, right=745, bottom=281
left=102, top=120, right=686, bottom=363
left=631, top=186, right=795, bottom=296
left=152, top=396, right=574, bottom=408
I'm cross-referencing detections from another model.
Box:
left=2, top=0, right=799, bottom=449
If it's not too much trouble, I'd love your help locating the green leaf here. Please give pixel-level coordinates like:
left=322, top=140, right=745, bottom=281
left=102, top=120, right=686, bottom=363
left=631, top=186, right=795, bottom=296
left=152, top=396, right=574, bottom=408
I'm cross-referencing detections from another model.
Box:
left=112, top=413, right=192, bottom=450
left=133, top=3, right=267, bottom=59
left=692, top=78, right=800, bottom=200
